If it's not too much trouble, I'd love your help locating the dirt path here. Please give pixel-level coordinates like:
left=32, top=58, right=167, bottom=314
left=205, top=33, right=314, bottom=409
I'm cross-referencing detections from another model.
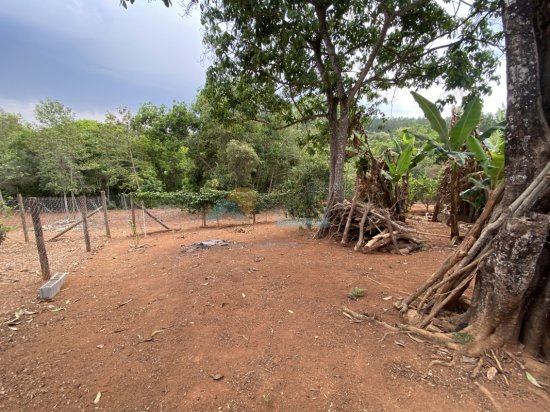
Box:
left=1, top=220, right=548, bottom=411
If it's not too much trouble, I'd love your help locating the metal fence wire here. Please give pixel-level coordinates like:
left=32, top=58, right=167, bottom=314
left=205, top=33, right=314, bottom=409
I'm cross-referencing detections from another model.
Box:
left=1, top=194, right=111, bottom=281
left=0, top=192, right=281, bottom=287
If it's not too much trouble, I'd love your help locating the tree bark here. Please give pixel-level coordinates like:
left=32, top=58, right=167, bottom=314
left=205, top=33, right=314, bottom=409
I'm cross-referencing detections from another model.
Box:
left=460, top=0, right=550, bottom=358
left=465, top=216, right=549, bottom=354
left=317, top=109, right=349, bottom=238
left=449, top=164, right=460, bottom=239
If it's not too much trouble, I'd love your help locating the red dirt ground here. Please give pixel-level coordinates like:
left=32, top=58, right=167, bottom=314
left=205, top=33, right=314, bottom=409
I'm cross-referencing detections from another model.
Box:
left=1, top=212, right=549, bottom=411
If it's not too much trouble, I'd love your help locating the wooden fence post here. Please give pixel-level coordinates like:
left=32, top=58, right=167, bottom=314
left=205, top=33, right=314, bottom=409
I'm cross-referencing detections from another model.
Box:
left=79, top=195, right=91, bottom=252
left=130, top=196, right=137, bottom=233
left=100, top=191, right=111, bottom=238
left=29, top=197, right=50, bottom=280
left=63, top=193, right=69, bottom=219
left=17, top=193, right=29, bottom=243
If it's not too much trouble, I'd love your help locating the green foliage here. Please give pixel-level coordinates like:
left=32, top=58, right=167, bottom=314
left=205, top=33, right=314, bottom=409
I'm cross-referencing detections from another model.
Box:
left=411, top=91, right=482, bottom=161
left=34, top=98, right=74, bottom=128
left=347, top=287, right=366, bottom=300
left=227, top=188, right=258, bottom=216
left=410, top=93, right=449, bottom=145
left=409, top=176, right=439, bottom=211
left=225, top=140, right=261, bottom=188
left=382, top=132, right=418, bottom=184
left=412, top=92, right=504, bottom=218
left=255, top=192, right=283, bottom=212
left=0, top=96, right=307, bottom=198
left=186, top=90, right=302, bottom=192
left=449, top=98, right=483, bottom=151
left=199, top=0, right=502, bottom=206
left=280, top=156, right=328, bottom=224
left=461, top=127, right=505, bottom=210
left=202, top=0, right=501, bottom=124
left=466, top=127, right=505, bottom=188
left=0, top=111, right=38, bottom=194
left=136, top=186, right=282, bottom=220
left=132, top=101, right=198, bottom=191
left=452, top=332, right=474, bottom=345
left=136, top=188, right=229, bottom=214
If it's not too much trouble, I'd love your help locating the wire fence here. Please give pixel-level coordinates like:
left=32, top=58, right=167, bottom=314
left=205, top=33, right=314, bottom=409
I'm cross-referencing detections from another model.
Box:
left=0, top=192, right=281, bottom=284
left=1, top=194, right=112, bottom=283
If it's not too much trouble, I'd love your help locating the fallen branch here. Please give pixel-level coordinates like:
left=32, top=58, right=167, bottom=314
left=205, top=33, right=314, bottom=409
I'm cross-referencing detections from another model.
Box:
left=342, top=307, right=399, bottom=331
left=49, top=206, right=102, bottom=241
left=471, top=356, right=485, bottom=379
left=354, top=203, right=372, bottom=251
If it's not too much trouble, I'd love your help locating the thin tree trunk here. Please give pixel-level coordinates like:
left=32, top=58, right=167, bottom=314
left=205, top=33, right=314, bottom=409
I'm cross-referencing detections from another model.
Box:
left=449, top=164, right=460, bottom=239
left=63, top=193, right=69, bottom=219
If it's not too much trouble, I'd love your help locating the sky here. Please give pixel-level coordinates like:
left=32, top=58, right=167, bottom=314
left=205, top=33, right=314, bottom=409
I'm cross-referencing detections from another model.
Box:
left=0, top=0, right=506, bottom=123
left=0, top=0, right=206, bottom=122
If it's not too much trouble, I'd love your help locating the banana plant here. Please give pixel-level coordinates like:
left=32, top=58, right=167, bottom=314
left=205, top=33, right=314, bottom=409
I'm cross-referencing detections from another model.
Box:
left=461, top=125, right=505, bottom=211
left=411, top=92, right=482, bottom=165
left=380, top=131, right=424, bottom=218
left=381, top=131, right=424, bottom=183
left=411, top=92, right=482, bottom=239
left=466, top=125, right=505, bottom=189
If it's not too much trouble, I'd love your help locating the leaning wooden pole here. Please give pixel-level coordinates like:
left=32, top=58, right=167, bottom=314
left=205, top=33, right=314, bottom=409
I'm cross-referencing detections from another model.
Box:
left=130, top=196, right=137, bottom=233
left=29, top=197, right=50, bottom=280
left=17, top=193, right=29, bottom=243
left=341, top=188, right=359, bottom=245
left=49, top=206, right=102, bottom=242
left=79, top=195, right=91, bottom=252
left=398, top=184, right=504, bottom=315
left=133, top=202, right=171, bottom=230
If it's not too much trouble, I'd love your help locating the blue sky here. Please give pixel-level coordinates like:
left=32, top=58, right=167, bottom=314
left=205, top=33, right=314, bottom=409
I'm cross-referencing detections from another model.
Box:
left=0, top=0, right=505, bottom=122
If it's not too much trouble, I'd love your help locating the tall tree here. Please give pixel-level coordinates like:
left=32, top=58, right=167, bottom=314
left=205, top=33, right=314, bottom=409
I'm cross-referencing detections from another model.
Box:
left=0, top=111, right=38, bottom=194
left=197, top=0, right=502, bottom=235
left=122, top=0, right=501, bottom=231
left=33, top=100, right=86, bottom=195
left=132, top=102, right=198, bottom=191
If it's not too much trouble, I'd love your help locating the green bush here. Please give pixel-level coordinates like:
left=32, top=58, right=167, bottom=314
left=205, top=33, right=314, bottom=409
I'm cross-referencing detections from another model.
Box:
left=280, top=158, right=328, bottom=227
left=409, top=176, right=439, bottom=212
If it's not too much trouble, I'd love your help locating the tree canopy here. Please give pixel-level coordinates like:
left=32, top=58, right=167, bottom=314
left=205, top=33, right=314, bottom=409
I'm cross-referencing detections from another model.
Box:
left=196, top=0, right=503, bottom=228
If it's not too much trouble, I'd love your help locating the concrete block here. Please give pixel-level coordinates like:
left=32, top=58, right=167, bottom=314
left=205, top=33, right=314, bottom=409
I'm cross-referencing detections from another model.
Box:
left=39, top=272, right=68, bottom=300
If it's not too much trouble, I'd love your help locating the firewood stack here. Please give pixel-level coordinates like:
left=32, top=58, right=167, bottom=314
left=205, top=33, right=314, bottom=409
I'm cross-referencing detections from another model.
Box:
left=327, top=201, right=422, bottom=254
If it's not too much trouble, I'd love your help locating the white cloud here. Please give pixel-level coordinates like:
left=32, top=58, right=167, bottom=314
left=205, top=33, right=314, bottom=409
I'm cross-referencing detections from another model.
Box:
left=0, top=98, right=110, bottom=123
left=379, top=61, right=507, bottom=118
left=0, top=98, right=36, bottom=122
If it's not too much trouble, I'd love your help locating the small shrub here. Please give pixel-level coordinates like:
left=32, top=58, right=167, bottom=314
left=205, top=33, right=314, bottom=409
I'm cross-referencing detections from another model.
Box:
left=452, top=331, right=474, bottom=345
left=0, top=223, right=7, bottom=246
left=348, top=287, right=366, bottom=300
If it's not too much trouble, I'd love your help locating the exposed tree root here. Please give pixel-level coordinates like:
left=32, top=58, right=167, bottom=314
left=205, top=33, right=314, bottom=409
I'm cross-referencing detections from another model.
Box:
left=398, top=161, right=550, bottom=359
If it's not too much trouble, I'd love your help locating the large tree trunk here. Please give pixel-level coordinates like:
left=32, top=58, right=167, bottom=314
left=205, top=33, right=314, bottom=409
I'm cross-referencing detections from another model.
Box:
left=327, top=116, right=348, bottom=206
left=317, top=111, right=349, bottom=238
left=465, top=0, right=550, bottom=357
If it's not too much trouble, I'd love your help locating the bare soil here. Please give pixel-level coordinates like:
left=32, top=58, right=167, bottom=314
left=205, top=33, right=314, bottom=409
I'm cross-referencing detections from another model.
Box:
left=0, top=210, right=549, bottom=411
